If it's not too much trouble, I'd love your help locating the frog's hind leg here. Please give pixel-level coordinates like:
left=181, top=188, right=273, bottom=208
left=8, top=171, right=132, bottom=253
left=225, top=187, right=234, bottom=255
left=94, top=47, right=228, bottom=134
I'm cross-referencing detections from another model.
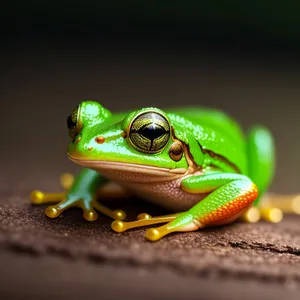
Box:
left=30, top=168, right=127, bottom=221
left=242, top=126, right=280, bottom=223
left=141, top=173, right=258, bottom=241
left=112, top=173, right=258, bottom=241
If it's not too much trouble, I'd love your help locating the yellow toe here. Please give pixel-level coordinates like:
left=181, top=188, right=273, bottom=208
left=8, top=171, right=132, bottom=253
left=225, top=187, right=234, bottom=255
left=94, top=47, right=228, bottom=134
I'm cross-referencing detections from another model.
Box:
left=83, top=210, right=98, bottom=221
left=112, top=210, right=127, bottom=221
left=145, top=228, right=162, bottom=241
left=45, top=206, right=60, bottom=218
left=30, top=190, right=44, bottom=204
left=261, top=208, right=283, bottom=223
left=137, top=213, right=152, bottom=220
left=111, top=220, right=126, bottom=232
left=60, top=173, right=74, bottom=190
left=242, top=207, right=261, bottom=223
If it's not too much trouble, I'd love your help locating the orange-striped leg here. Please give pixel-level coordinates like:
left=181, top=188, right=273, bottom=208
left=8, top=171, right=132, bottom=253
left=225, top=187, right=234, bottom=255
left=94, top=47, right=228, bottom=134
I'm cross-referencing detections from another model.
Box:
left=142, top=173, right=258, bottom=241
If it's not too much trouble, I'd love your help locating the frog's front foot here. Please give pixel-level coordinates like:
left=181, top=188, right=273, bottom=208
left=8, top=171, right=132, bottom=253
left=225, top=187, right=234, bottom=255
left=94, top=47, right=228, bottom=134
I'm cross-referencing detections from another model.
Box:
left=30, top=173, right=126, bottom=221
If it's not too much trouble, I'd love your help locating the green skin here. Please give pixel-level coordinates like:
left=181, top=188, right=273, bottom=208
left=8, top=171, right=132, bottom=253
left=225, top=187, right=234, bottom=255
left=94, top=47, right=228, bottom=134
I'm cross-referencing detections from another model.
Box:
left=50, top=101, right=275, bottom=240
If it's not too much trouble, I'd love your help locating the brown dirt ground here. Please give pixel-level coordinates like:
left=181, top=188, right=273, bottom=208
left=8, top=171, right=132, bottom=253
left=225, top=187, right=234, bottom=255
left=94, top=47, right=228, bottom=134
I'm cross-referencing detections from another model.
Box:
left=2, top=43, right=300, bottom=299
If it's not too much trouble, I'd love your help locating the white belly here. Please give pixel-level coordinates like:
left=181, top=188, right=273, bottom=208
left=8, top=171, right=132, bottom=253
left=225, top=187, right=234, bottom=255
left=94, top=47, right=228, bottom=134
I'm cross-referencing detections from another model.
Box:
left=125, top=177, right=207, bottom=212
left=88, top=162, right=206, bottom=212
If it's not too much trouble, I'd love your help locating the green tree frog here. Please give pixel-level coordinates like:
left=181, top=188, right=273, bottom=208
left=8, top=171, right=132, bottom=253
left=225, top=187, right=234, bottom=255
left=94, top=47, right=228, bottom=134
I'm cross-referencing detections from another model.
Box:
left=31, top=101, right=275, bottom=241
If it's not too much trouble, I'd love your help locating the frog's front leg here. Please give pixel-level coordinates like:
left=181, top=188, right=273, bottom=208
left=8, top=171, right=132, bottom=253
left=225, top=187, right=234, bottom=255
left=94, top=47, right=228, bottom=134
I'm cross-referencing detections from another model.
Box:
left=112, top=173, right=258, bottom=241
left=30, top=168, right=126, bottom=221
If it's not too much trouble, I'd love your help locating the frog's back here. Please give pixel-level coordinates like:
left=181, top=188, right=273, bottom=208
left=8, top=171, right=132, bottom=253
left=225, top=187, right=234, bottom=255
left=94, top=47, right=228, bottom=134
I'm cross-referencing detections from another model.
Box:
left=168, top=107, right=244, bottom=142
left=166, top=107, right=248, bottom=174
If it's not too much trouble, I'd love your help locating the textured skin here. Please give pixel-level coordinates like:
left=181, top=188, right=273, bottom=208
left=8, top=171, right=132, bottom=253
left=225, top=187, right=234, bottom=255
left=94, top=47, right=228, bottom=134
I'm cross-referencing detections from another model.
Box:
left=180, top=174, right=258, bottom=225
left=38, top=101, right=275, bottom=238
left=167, top=109, right=247, bottom=173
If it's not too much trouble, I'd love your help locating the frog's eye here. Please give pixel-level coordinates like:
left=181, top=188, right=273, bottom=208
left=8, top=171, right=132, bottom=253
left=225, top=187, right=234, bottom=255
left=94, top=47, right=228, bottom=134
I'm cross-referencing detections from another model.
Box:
left=128, top=111, right=171, bottom=153
left=67, top=105, right=82, bottom=139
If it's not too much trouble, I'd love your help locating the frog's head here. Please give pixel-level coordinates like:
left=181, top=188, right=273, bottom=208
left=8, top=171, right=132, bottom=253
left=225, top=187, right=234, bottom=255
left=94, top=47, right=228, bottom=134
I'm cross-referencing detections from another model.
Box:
left=67, top=101, right=190, bottom=183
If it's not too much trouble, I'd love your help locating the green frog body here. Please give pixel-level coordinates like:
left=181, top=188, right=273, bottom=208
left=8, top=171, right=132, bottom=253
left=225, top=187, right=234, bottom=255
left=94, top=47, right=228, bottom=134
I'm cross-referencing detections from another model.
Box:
left=31, top=101, right=275, bottom=241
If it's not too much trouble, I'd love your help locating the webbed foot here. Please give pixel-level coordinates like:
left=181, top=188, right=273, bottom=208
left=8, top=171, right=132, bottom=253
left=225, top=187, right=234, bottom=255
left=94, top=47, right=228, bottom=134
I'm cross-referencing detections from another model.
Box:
left=30, top=173, right=126, bottom=221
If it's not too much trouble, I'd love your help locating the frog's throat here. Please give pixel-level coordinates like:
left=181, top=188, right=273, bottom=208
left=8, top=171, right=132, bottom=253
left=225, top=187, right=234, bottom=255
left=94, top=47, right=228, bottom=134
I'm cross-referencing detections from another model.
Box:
left=68, top=155, right=189, bottom=183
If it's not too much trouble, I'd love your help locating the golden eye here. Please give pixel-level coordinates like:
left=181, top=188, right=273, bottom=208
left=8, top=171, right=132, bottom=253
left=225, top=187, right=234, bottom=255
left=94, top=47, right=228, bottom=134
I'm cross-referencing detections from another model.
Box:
left=129, top=111, right=170, bottom=153
left=67, top=105, right=82, bottom=139
left=169, top=142, right=183, bottom=161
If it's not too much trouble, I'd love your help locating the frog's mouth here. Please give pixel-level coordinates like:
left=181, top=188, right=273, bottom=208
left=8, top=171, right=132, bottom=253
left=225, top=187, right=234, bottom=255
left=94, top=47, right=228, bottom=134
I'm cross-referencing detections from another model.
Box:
left=68, top=155, right=188, bottom=183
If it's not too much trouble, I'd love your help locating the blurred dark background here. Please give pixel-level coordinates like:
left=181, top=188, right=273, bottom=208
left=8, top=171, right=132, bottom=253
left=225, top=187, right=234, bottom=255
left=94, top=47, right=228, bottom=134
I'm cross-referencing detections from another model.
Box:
left=1, top=1, right=300, bottom=194
left=1, top=2, right=300, bottom=300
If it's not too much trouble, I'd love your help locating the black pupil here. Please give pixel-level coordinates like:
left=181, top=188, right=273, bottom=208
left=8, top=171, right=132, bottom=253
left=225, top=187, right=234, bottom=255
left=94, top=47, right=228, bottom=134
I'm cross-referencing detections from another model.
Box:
left=141, top=124, right=165, bottom=140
